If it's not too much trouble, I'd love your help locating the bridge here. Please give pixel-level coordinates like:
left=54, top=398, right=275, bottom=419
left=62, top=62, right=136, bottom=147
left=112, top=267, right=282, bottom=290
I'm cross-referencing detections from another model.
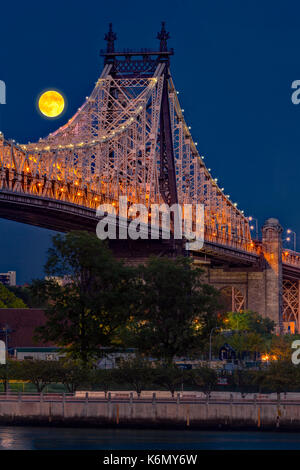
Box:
left=0, top=23, right=299, bottom=333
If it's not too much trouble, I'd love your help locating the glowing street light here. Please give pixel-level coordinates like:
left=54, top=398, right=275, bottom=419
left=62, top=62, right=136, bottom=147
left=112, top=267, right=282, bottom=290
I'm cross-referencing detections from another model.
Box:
left=286, top=229, right=296, bottom=251
left=248, top=216, right=258, bottom=240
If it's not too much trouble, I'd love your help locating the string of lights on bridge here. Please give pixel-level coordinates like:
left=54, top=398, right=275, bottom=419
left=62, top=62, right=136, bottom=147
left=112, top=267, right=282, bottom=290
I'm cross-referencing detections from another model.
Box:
left=170, top=89, right=244, bottom=219
left=0, top=81, right=245, bottom=223
left=0, top=113, right=294, bottom=256
left=0, top=70, right=289, bottom=256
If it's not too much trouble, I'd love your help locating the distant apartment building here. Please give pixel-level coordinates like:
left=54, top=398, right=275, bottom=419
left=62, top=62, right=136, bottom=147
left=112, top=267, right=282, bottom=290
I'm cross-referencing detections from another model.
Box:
left=0, top=271, right=16, bottom=286
left=44, top=275, right=71, bottom=286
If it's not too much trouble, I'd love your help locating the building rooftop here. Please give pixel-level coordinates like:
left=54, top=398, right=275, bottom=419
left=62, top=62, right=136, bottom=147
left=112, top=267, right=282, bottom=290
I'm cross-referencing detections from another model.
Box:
left=0, top=308, right=52, bottom=349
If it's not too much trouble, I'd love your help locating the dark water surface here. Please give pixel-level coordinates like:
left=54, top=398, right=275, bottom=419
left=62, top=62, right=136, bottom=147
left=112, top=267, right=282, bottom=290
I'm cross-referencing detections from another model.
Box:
left=0, top=426, right=300, bottom=450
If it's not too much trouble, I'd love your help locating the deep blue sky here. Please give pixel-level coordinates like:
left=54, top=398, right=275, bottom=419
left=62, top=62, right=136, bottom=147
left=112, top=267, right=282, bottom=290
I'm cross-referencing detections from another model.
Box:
left=0, top=0, right=300, bottom=283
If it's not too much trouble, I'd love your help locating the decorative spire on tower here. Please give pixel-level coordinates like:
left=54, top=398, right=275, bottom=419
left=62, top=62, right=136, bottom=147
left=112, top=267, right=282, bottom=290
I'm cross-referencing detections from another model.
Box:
left=104, top=23, right=117, bottom=53
left=157, top=22, right=170, bottom=52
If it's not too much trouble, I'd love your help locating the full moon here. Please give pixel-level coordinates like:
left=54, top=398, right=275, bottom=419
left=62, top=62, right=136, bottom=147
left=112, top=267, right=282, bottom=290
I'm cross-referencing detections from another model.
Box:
left=38, top=90, right=65, bottom=118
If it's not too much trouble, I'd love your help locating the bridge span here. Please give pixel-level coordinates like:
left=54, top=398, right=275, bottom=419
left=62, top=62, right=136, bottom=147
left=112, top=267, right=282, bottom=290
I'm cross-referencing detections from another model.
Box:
left=0, top=24, right=299, bottom=333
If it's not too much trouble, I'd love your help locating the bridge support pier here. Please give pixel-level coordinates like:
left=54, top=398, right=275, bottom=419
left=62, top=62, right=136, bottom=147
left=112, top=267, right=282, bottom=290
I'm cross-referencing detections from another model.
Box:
left=203, top=218, right=284, bottom=333
left=261, top=218, right=283, bottom=333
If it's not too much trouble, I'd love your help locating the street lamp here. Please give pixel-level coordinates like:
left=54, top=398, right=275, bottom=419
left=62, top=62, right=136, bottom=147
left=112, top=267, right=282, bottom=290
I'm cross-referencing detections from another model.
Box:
left=248, top=216, right=258, bottom=240
left=286, top=229, right=296, bottom=252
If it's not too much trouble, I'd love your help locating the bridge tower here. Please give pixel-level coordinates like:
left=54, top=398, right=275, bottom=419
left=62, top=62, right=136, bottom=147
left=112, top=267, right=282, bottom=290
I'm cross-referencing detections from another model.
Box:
left=261, top=218, right=283, bottom=332
left=100, top=22, right=182, bottom=257
left=102, top=22, right=178, bottom=208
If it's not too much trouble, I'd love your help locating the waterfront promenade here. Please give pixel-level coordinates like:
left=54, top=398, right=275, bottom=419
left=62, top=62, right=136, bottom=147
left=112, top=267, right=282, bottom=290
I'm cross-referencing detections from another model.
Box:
left=0, top=391, right=299, bottom=429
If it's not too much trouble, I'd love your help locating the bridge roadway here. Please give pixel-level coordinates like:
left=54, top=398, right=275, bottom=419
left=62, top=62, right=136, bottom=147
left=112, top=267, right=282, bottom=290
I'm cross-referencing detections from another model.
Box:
left=0, top=188, right=299, bottom=274
left=0, top=189, right=265, bottom=267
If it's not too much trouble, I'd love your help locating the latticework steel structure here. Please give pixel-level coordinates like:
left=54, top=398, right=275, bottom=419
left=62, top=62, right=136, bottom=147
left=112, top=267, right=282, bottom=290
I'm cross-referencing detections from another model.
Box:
left=283, top=279, right=300, bottom=330
left=0, top=23, right=254, bottom=252
left=220, top=286, right=246, bottom=313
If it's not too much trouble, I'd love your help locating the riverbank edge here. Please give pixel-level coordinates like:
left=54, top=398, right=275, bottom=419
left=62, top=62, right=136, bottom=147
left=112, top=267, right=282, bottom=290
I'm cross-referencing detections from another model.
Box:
left=0, top=416, right=298, bottom=431
left=1, top=398, right=299, bottom=430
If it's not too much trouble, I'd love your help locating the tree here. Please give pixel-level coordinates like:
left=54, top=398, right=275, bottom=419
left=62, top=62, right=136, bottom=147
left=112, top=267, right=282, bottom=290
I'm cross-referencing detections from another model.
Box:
left=126, top=256, right=220, bottom=363
left=8, top=285, right=43, bottom=308
left=253, top=361, right=297, bottom=398
left=153, top=365, right=186, bottom=397
left=91, top=369, right=115, bottom=397
left=0, top=284, right=27, bottom=308
left=224, top=310, right=275, bottom=336
left=232, top=369, right=258, bottom=396
left=268, top=335, right=296, bottom=361
left=59, top=360, right=91, bottom=393
left=247, top=311, right=275, bottom=336
left=224, top=331, right=266, bottom=360
left=0, top=360, right=20, bottom=392
left=32, top=231, right=136, bottom=364
left=16, top=360, right=61, bottom=393
left=113, top=357, right=153, bottom=397
left=189, top=367, right=218, bottom=398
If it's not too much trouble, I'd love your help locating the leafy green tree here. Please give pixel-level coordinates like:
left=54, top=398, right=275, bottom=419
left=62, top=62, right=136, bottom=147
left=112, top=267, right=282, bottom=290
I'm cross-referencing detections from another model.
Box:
left=32, top=231, right=136, bottom=364
left=232, top=369, right=258, bottom=396
left=126, top=256, right=220, bottom=363
left=211, top=310, right=274, bottom=362
left=91, top=369, right=115, bottom=397
left=113, top=357, right=153, bottom=397
left=224, top=310, right=274, bottom=336
left=253, top=361, right=297, bottom=398
left=8, top=285, right=43, bottom=308
left=59, top=360, right=91, bottom=393
left=15, top=360, right=61, bottom=393
left=224, top=331, right=266, bottom=360
left=153, top=365, right=186, bottom=397
left=0, top=364, right=8, bottom=391
left=268, top=335, right=297, bottom=361
left=0, top=360, right=20, bottom=392
left=189, top=367, right=218, bottom=398
left=244, top=332, right=266, bottom=357
left=0, top=284, right=27, bottom=308
left=247, top=311, right=275, bottom=336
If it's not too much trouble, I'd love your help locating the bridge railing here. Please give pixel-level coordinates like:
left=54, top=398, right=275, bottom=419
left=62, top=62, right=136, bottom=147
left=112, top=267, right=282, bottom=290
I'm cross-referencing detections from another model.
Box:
left=204, top=227, right=260, bottom=254
left=282, top=249, right=300, bottom=268
left=0, top=141, right=260, bottom=254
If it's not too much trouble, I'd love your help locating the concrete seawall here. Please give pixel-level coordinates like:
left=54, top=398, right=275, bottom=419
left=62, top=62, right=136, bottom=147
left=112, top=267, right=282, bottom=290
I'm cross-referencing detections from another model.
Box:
left=1, top=392, right=300, bottom=429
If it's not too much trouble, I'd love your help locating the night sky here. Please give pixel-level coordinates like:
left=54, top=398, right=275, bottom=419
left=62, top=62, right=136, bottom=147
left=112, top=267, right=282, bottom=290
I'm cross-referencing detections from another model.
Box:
left=0, top=0, right=300, bottom=283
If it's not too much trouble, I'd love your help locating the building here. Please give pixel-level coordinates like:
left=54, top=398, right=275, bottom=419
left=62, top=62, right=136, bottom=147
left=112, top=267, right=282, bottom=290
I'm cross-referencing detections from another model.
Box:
left=44, top=276, right=72, bottom=286
left=0, top=309, right=134, bottom=363
left=0, top=271, right=16, bottom=286
left=0, top=308, right=57, bottom=360
left=13, top=347, right=61, bottom=361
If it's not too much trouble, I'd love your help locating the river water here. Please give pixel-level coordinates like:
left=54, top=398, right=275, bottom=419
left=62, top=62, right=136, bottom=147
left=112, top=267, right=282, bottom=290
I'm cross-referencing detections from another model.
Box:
left=0, top=426, right=300, bottom=450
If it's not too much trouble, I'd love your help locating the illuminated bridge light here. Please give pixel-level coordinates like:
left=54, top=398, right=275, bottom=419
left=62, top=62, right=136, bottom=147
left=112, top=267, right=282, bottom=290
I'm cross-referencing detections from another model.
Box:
left=0, top=39, right=271, bottom=259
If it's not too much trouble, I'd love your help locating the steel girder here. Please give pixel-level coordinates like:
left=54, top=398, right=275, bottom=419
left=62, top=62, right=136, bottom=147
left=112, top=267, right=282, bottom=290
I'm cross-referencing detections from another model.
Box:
left=0, top=61, right=256, bottom=253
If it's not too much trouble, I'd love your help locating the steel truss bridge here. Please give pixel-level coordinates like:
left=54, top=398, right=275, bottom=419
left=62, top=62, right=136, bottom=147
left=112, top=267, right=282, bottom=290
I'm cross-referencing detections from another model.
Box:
left=0, top=23, right=299, bottom=330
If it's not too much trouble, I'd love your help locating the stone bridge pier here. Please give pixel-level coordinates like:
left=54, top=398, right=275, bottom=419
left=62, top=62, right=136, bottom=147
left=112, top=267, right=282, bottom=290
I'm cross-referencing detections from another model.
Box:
left=199, top=218, right=288, bottom=334
left=111, top=218, right=300, bottom=334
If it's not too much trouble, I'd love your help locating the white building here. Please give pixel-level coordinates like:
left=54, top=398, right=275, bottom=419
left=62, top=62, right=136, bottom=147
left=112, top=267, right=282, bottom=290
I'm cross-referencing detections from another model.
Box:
left=0, top=271, right=16, bottom=286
